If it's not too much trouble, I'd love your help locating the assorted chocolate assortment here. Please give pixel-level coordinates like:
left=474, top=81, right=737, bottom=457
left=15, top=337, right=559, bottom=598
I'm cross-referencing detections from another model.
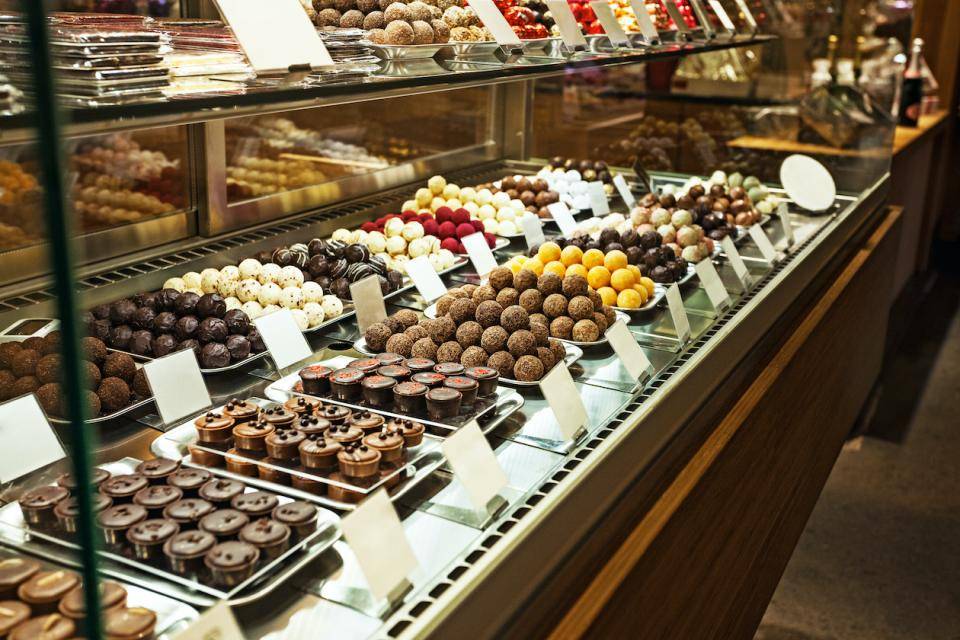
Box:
left=16, top=460, right=320, bottom=588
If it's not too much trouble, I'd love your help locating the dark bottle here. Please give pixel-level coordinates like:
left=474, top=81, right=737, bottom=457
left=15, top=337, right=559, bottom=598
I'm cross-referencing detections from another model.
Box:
left=899, top=38, right=924, bottom=127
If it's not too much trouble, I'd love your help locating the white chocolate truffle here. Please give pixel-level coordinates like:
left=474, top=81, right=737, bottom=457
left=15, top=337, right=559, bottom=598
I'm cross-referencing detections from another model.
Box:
left=442, top=183, right=460, bottom=200
left=408, top=237, right=431, bottom=258
left=200, top=268, right=221, bottom=294
left=445, top=198, right=462, bottom=211
left=366, top=231, right=387, bottom=254
left=290, top=309, right=309, bottom=332
left=182, top=272, right=201, bottom=290
left=402, top=221, right=425, bottom=241
left=401, top=200, right=418, bottom=212
left=477, top=204, right=496, bottom=220
left=482, top=218, right=499, bottom=233
left=321, top=295, right=344, bottom=317
left=386, top=235, right=407, bottom=255
left=475, top=188, right=493, bottom=206
left=279, top=265, right=305, bottom=288
left=224, top=296, right=242, bottom=312
left=496, top=206, right=516, bottom=222
left=498, top=220, right=518, bottom=235
left=384, top=217, right=405, bottom=237
left=415, top=187, right=433, bottom=207
left=280, top=286, right=304, bottom=309
left=428, top=175, right=446, bottom=194
left=459, top=186, right=477, bottom=203
left=262, top=304, right=281, bottom=317
left=258, top=282, right=283, bottom=306
left=218, top=278, right=239, bottom=299
left=430, top=196, right=446, bottom=211
left=301, top=281, right=324, bottom=303
left=303, top=301, right=325, bottom=327
left=219, top=265, right=241, bottom=282
left=463, top=201, right=479, bottom=216
left=240, top=300, right=263, bottom=319
left=437, top=248, right=455, bottom=269
left=491, top=191, right=510, bottom=208
left=428, top=252, right=445, bottom=271
left=163, top=277, right=186, bottom=292
left=236, top=278, right=261, bottom=303
left=238, top=258, right=262, bottom=280
left=258, top=263, right=282, bottom=285
left=332, top=228, right=353, bottom=243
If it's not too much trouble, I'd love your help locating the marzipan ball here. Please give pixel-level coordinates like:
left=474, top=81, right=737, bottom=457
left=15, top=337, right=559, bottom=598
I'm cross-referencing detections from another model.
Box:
left=537, top=273, right=562, bottom=296
left=461, top=345, right=487, bottom=368
left=384, top=2, right=410, bottom=22
left=472, top=285, right=497, bottom=305
left=405, top=324, right=429, bottom=342
left=513, top=355, right=544, bottom=382
left=81, top=337, right=107, bottom=364
left=549, top=338, right=566, bottom=364
left=486, top=351, right=515, bottom=377
left=550, top=316, right=574, bottom=339
left=12, top=376, right=39, bottom=397
left=507, top=330, right=536, bottom=358
left=11, top=349, right=39, bottom=377
left=103, top=352, right=136, bottom=383
left=36, top=382, right=63, bottom=416
left=475, top=300, right=503, bottom=328
left=436, top=341, right=463, bottom=364
left=365, top=322, right=392, bottom=352
left=562, top=274, right=589, bottom=298
left=592, top=312, right=608, bottom=334
left=97, top=377, right=131, bottom=413
left=436, top=295, right=455, bottom=316
left=495, top=287, right=519, bottom=308
left=572, top=319, right=600, bottom=342
left=428, top=316, right=456, bottom=343
left=411, top=20, right=434, bottom=43
left=340, top=8, right=364, bottom=27
left=530, top=321, right=549, bottom=347
left=386, top=333, right=414, bottom=358
left=395, top=309, right=419, bottom=329
left=456, top=321, right=482, bottom=348
left=488, top=267, right=514, bottom=292
left=132, top=368, right=151, bottom=399
left=317, top=7, right=341, bottom=25
left=363, top=11, right=385, bottom=29
left=385, top=19, right=415, bottom=45
left=480, top=326, right=508, bottom=354
left=542, top=293, right=568, bottom=319
left=537, top=346, right=556, bottom=370
left=568, top=296, right=594, bottom=321
left=514, top=269, right=538, bottom=292
left=0, top=342, right=21, bottom=369
left=449, top=298, right=477, bottom=325
left=411, top=337, right=438, bottom=360
left=500, top=305, right=529, bottom=332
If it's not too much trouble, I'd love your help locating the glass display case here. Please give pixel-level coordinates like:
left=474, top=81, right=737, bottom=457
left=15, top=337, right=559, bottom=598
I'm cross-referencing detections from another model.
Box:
left=0, top=1, right=906, bottom=638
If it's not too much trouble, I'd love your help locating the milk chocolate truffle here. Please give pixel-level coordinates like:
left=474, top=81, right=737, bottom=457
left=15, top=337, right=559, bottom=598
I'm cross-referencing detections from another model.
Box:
left=588, top=288, right=603, bottom=309
left=513, top=355, right=544, bottom=382
left=472, top=284, right=497, bottom=304
left=404, top=324, right=428, bottom=342
left=500, top=305, right=529, bottom=332
left=572, top=319, right=600, bottom=342
left=365, top=322, right=392, bottom=352
left=537, top=273, right=562, bottom=296
left=385, top=19, right=415, bottom=44
left=317, top=8, right=341, bottom=25
left=435, top=295, right=455, bottom=316
left=449, top=298, right=476, bottom=325
left=367, top=27, right=387, bottom=43
left=394, top=309, right=419, bottom=329
left=197, top=293, right=226, bottom=319
left=36, top=382, right=62, bottom=416
left=411, top=337, right=438, bottom=360
left=152, top=334, right=177, bottom=357
left=549, top=338, right=566, bottom=364
left=103, top=352, right=136, bottom=383
left=384, top=315, right=405, bottom=335
left=436, top=341, right=463, bottom=364
left=514, top=269, right=538, bottom=292
left=428, top=316, right=456, bottom=344
left=602, top=305, right=616, bottom=326
left=486, top=350, right=515, bottom=377
left=35, top=354, right=61, bottom=385
left=98, top=377, right=131, bottom=413
left=568, top=296, right=594, bottom=321
left=201, top=343, right=230, bottom=369
left=340, top=8, right=364, bottom=26
left=0, top=342, right=22, bottom=368
left=0, top=370, right=15, bottom=401
left=460, top=345, right=487, bottom=368
left=456, top=321, right=482, bottom=348
left=495, top=287, right=519, bottom=308
left=550, top=316, right=574, bottom=339
left=226, top=335, right=251, bottom=362
left=592, top=312, right=608, bottom=334
left=562, top=274, right=589, bottom=298
left=518, top=289, right=543, bottom=314
left=507, top=330, right=536, bottom=358
left=132, top=368, right=151, bottom=398
left=384, top=1, right=409, bottom=21
left=480, top=325, right=508, bottom=354
left=411, top=19, right=434, bottom=43
left=529, top=321, right=549, bottom=347
left=9, top=349, right=38, bottom=378
left=475, top=301, right=503, bottom=328
left=542, top=294, right=568, bottom=319
left=537, top=346, right=556, bottom=370
left=488, top=266, right=513, bottom=291
left=431, top=18, right=450, bottom=41
left=385, top=333, right=413, bottom=358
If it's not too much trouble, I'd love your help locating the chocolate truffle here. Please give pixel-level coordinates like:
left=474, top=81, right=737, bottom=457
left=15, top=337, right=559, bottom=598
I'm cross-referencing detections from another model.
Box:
left=394, top=309, right=419, bottom=329
left=0, top=342, right=22, bottom=369
left=175, top=316, right=199, bottom=340
left=133, top=306, right=157, bottom=331
left=153, top=311, right=176, bottom=334
left=427, top=316, right=456, bottom=344
left=500, top=305, right=529, bottom=332
left=385, top=333, right=413, bottom=358
left=514, top=269, right=538, bottom=292
left=201, top=343, right=231, bottom=369
left=316, top=7, right=341, bottom=25
left=363, top=10, right=384, bottom=29
left=480, top=325, right=508, bottom=354
left=592, top=312, right=608, bottom=334
left=248, top=329, right=266, bottom=353
left=0, top=370, right=15, bottom=400
left=110, top=299, right=137, bottom=324
left=472, top=284, right=497, bottom=304
left=404, top=324, right=429, bottom=342
left=199, top=317, right=228, bottom=344
left=507, top=330, right=536, bottom=358
left=537, top=346, right=556, bottom=370
left=435, top=295, right=455, bottom=317
left=411, top=19, right=434, bottom=43
left=475, top=301, right=503, bottom=328
left=411, top=337, right=438, bottom=360
left=384, top=315, right=405, bottom=335
left=179, top=340, right=201, bottom=361
left=364, top=322, right=392, bottom=352
left=109, top=325, right=133, bottom=350
left=12, top=376, right=39, bottom=396
left=549, top=338, right=566, bottom=364
left=572, top=319, right=600, bottom=342
left=340, top=8, right=364, bottom=27
left=35, top=353, right=61, bottom=385
left=9, top=349, right=38, bottom=377
left=456, top=321, right=482, bottom=348
left=495, top=287, right=519, bottom=308
left=384, top=1, right=409, bottom=21
left=197, top=294, right=226, bottom=319
left=97, top=377, right=131, bottom=413
left=537, top=273, right=562, bottom=296
left=460, top=345, right=487, bottom=368
left=562, top=274, right=589, bottom=298
left=431, top=18, right=450, bottom=40
left=550, top=316, right=574, bottom=339
left=602, top=305, right=616, bottom=326
left=530, top=312, right=549, bottom=327
left=568, top=296, right=594, bottom=321
left=174, top=292, right=200, bottom=317
left=488, top=266, right=514, bottom=291
left=542, top=294, right=569, bottom=319
left=103, top=353, right=136, bottom=383
left=384, top=19, right=415, bottom=44
left=518, top=289, right=543, bottom=314
left=449, top=298, right=477, bottom=325
left=129, top=330, right=153, bottom=357
left=36, top=382, right=63, bottom=416
left=436, top=341, right=463, bottom=364
left=225, top=335, right=251, bottom=362
left=91, top=319, right=111, bottom=341
left=486, top=350, right=515, bottom=377
left=530, top=321, right=549, bottom=347
left=223, top=309, right=250, bottom=335
left=513, top=355, right=544, bottom=382
left=152, top=334, right=177, bottom=357
left=132, top=368, right=151, bottom=398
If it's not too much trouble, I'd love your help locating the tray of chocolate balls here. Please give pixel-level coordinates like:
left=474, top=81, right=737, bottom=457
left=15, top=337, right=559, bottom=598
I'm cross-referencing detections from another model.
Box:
left=150, top=397, right=449, bottom=510
left=0, top=457, right=340, bottom=606
left=0, top=549, right=198, bottom=640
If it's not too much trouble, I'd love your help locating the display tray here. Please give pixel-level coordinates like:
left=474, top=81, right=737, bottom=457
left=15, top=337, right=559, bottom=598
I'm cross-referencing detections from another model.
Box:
left=367, top=42, right=444, bottom=60
left=456, top=236, right=510, bottom=256
left=0, top=457, right=340, bottom=607
left=438, top=40, right=500, bottom=58
left=0, top=548, right=198, bottom=638
left=521, top=36, right=558, bottom=52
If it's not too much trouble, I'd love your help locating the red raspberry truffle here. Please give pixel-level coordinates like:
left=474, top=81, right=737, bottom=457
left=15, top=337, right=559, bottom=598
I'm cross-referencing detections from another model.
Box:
left=440, top=237, right=460, bottom=253
left=435, top=207, right=453, bottom=223
left=456, top=223, right=476, bottom=239
left=452, top=208, right=471, bottom=225
left=438, top=221, right=456, bottom=238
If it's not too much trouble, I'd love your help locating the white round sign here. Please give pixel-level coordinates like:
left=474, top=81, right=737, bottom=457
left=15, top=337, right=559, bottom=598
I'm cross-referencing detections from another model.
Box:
left=779, top=154, right=836, bottom=212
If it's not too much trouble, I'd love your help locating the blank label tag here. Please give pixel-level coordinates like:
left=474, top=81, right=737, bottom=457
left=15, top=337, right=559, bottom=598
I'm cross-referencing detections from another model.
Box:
left=350, top=275, right=388, bottom=333
left=613, top=174, right=636, bottom=208
left=695, top=259, right=731, bottom=313
left=721, top=236, right=751, bottom=289
left=665, top=283, right=692, bottom=343
left=709, top=0, right=736, bottom=33
left=467, top=0, right=522, bottom=46
left=143, top=349, right=211, bottom=426
left=171, top=601, right=243, bottom=640
left=521, top=214, right=546, bottom=250
left=253, top=308, right=312, bottom=371
left=341, top=489, right=418, bottom=601
left=539, top=363, right=588, bottom=441
left=586, top=181, right=610, bottom=216
left=606, top=320, right=654, bottom=382
left=733, top=0, right=758, bottom=31
left=629, top=0, right=661, bottom=42
left=0, top=395, right=65, bottom=483
left=406, top=255, right=447, bottom=302
left=665, top=0, right=692, bottom=34
left=441, top=421, right=508, bottom=511
left=778, top=202, right=795, bottom=247
left=547, top=202, right=578, bottom=236
left=590, top=0, right=631, bottom=46
left=462, top=232, right=498, bottom=277
left=546, top=0, right=587, bottom=48
left=748, top=225, right=778, bottom=263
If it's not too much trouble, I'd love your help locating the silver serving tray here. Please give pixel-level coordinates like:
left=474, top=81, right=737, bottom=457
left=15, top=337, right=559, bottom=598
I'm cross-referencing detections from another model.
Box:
left=438, top=40, right=500, bottom=58
left=367, top=42, right=444, bottom=60
left=0, top=548, right=198, bottom=638
left=0, top=457, right=341, bottom=607
left=521, top=36, right=558, bottom=52
left=456, top=236, right=510, bottom=256
left=612, top=284, right=667, bottom=316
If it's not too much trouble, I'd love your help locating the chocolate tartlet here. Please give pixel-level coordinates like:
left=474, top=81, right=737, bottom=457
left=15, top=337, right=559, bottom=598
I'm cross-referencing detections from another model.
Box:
left=126, top=518, right=180, bottom=561
left=465, top=366, right=499, bottom=397
left=349, top=411, right=385, bottom=434
left=164, top=529, right=216, bottom=574
left=162, top=498, right=215, bottom=529
left=239, top=519, right=291, bottom=560
left=187, top=444, right=224, bottom=468
left=198, top=509, right=249, bottom=541
left=231, top=491, right=279, bottom=519
left=99, top=474, right=149, bottom=503
left=134, top=457, right=180, bottom=484
left=204, top=541, right=259, bottom=587
left=265, top=429, right=306, bottom=461
left=326, top=472, right=364, bottom=503
left=361, top=375, right=396, bottom=407
left=329, top=368, right=364, bottom=400
left=8, top=612, right=75, bottom=640
left=0, top=559, right=39, bottom=599
left=56, top=467, right=110, bottom=490
left=393, top=381, right=427, bottom=413
left=347, top=358, right=381, bottom=373
left=59, top=581, right=127, bottom=619
left=425, top=387, right=462, bottom=420
left=291, top=474, right=326, bottom=496
left=376, top=364, right=410, bottom=380
left=444, top=376, right=479, bottom=408
left=194, top=411, right=236, bottom=444
left=199, top=479, right=245, bottom=506
left=299, top=435, right=342, bottom=470
left=363, top=428, right=404, bottom=463
left=102, top=606, right=157, bottom=640
left=222, top=398, right=259, bottom=425
left=386, top=418, right=424, bottom=447
left=167, top=468, right=212, bottom=497
left=18, top=486, right=70, bottom=528
left=298, top=365, right=332, bottom=395
left=260, top=405, right=295, bottom=430
left=294, top=414, right=331, bottom=436
left=133, top=485, right=183, bottom=516
left=54, top=494, right=113, bottom=533
left=17, top=570, right=79, bottom=614
left=318, top=404, right=351, bottom=425
left=374, top=352, right=404, bottom=366
left=403, top=357, right=435, bottom=374
left=434, top=362, right=465, bottom=376
left=284, top=396, right=322, bottom=416
left=257, top=460, right=289, bottom=485
left=324, top=423, right=363, bottom=445
left=271, top=501, right=318, bottom=539
left=232, top=420, right=274, bottom=452
left=337, top=443, right=381, bottom=479
left=224, top=449, right=258, bottom=478
left=411, top=371, right=445, bottom=389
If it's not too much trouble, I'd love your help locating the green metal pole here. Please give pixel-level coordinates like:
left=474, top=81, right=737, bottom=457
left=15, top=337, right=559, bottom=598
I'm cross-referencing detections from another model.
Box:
left=21, top=3, right=102, bottom=638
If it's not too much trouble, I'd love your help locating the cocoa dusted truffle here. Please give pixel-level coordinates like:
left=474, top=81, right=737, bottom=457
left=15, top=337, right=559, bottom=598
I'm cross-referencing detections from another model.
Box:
left=431, top=18, right=450, bottom=41
left=385, top=19, right=415, bottom=45
left=572, top=319, right=600, bottom=342
left=383, top=1, right=409, bottom=21
left=103, top=352, right=136, bottom=383
left=530, top=312, right=549, bottom=327
left=500, top=305, right=529, bottom=332
left=436, top=341, right=463, bottom=364
left=460, top=345, right=487, bottom=368
left=513, top=355, right=544, bottom=382
left=12, top=376, right=39, bottom=396
left=411, top=19, right=434, bottom=44
left=495, top=287, right=519, bottom=308
left=549, top=338, right=566, bottom=364
left=404, top=324, right=428, bottom=342
left=98, top=377, right=131, bottom=413
left=488, top=267, right=514, bottom=291
left=514, top=269, right=538, bottom=292
left=529, top=321, right=549, bottom=347
left=411, top=337, right=438, bottom=360
left=0, top=342, right=22, bottom=368
left=562, top=274, right=589, bottom=298
left=486, top=351, right=515, bottom=377
left=449, top=298, right=477, bottom=325
left=317, top=8, right=341, bottom=26
left=340, top=8, right=364, bottom=27
left=363, top=10, right=384, bottom=29
left=475, top=301, right=503, bottom=328
left=201, top=343, right=231, bottom=369
left=10, top=348, right=39, bottom=377
left=568, top=296, right=594, bottom=321
left=427, top=316, right=455, bottom=344
left=385, top=333, right=414, bottom=358
left=507, top=330, right=536, bottom=358
left=394, top=309, right=419, bottom=329
left=537, top=346, right=556, bottom=370
left=455, top=321, right=482, bottom=348
left=0, top=370, right=15, bottom=401
left=537, top=273, right=562, bottom=296
left=472, top=285, right=497, bottom=305
left=435, top=294, right=455, bottom=316
left=365, top=322, right=392, bottom=352
left=549, top=316, right=574, bottom=340
left=518, top=289, right=543, bottom=314
left=36, top=382, right=63, bottom=416
left=480, top=326, right=508, bottom=354
left=35, top=353, right=61, bottom=385
left=542, top=294, right=568, bottom=319
left=132, top=368, right=151, bottom=398
left=602, top=305, right=616, bottom=326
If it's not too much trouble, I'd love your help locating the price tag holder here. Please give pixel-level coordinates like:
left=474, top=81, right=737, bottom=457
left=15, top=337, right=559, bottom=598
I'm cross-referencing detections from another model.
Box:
left=350, top=275, right=389, bottom=333
left=748, top=225, right=779, bottom=263
left=539, top=363, right=588, bottom=442
left=546, top=0, right=587, bottom=51
left=612, top=174, right=637, bottom=208
left=721, top=235, right=752, bottom=291
left=606, top=320, right=655, bottom=384
left=406, top=255, right=447, bottom=303
left=629, top=0, right=661, bottom=43
left=171, top=601, right=243, bottom=640
left=521, top=213, right=546, bottom=250
left=709, top=0, right=737, bottom=36
left=777, top=202, right=795, bottom=247
left=467, top=0, right=523, bottom=49
left=341, top=489, right=418, bottom=602
left=664, top=0, right=693, bottom=39
left=590, top=0, right=632, bottom=47
left=733, top=0, right=758, bottom=33
left=0, top=395, right=65, bottom=483
left=689, top=0, right=715, bottom=38
left=462, top=232, right=498, bottom=277
left=546, top=202, right=578, bottom=237
left=665, top=283, right=692, bottom=344
left=143, top=349, right=212, bottom=427
left=253, top=308, right=313, bottom=371
left=586, top=181, right=610, bottom=216
left=441, top=420, right=509, bottom=512
left=695, top=259, right=731, bottom=314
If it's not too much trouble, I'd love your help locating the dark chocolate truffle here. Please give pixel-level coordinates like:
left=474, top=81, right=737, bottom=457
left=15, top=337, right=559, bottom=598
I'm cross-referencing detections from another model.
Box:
left=513, top=355, right=544, bottom=382
left=248, top=329, right=266, bottom=353
left=223, top=309, right=250, bottom=335
left=549, top=316, right=574, bottom=340
left=411, top=337, right=438, bottom=360
left=109, top=325, right=134, bottom=350
left=129, top=330, right=153, bottom=357
left=175, top=316, right=199, bottom=340
left=475, top=301, right=503, bottom=328
left=152, top=334, right=177, bottom=357
left=500, top=305, right=529, bottom=333
left=385, top=333, right=413, bottom=358
left=35, top=353, right=62, bottom=385
left=178, top=339, right=201, bottom=360
left=36, top=382, right=63, bottom=416
left=480, top=326, right=509, bottom=354
left=436, top=341, right=463, bottom=364
left=225, top=335, right=251, bottom=362
left=197, top=294, right=226, bottom=319
left=486, top=351, right=515, bottom=377
left=132, top=368, right=151, bottom=398
left=200, top=343, right=230, bottom=369
left=10, top=349, right=40, bottom=377
left=110, top=299, right=137, bottom=324
left=198, top=318, right=229, bottom=344
left=537, top=346, right=556, bottom=370
left=507, top=330, right=536, bottom=358
left=103, top=352, right=136, bottom=383
left=487, top=267, right=514, bottom=291
left=12, top=375, right=39, bottom=396
left=0, top=370, right=15, bottom=401
left=0, top=342, right=22, bottom=369
left=174, top=291, right=200, bottom=317
left=97, top=377, right=131, bottom=413
left=455, top=321, right=482, bottom=348
left=460, top=346, right=487, bottom=368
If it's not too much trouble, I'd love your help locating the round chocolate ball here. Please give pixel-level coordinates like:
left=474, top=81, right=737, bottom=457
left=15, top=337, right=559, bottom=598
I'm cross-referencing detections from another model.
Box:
left=500, top=305, right=529, bottom=333
left=480, top=326, right=508, bottom=354
left=248, top=329, right=266, bottom=353
left=80, top=337, right=108, bottom=365
left=97, top=377, right=131, bottom=413
left=110, top=299, right=137, bottom=325
left=174, top=292, right=200, bottom=317
left=486, top=351, right=515, bottom=377
left=129, top=330, right=154, bottom=357
left=108, top=325, right=133, bottom=350
left=385, top=333, right=414, bottom=358
left=537, top=273, right=562, bottom=296
left=365, top=322, right=393, bottom=352
left=455, top=321, right=482, bottom=348
left=152, top=334, right=177, bottom=357
left=495, top=287, right=519, bottom=308
left=225, top=335, right=251, bottom=362
left=487, top=267, right=514, bottom=292
left=513, top=270, right=538, bottom=293
left=475, top=301, right=503, bottom=328
left=411, top=337, right=438, bottom=361
left=103, top=352, right=136, bottom=383
left=223, top=309, right=250, bottom=335
left=513, top=355, right=544, bottom=382
left=198, top=318, right=229, bottom=344
left=472, top=285, right=497, bottom=304
left=175, top=316, right=199, bottom=341
left=197, top=294, right=226, bottom=319
left=178, top=339, right=202, bottom=360
left=549, top=316, right=574, bottom=340
left=436, top=341, right=463, bottom=364
left=200, top=343, right=231, bottom=369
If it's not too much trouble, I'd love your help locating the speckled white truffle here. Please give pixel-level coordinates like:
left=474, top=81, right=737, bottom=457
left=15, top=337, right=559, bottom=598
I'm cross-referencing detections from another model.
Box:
left=236, top=278, right=261, bottom=303
left=321, top=295, right=344, bottom=317
left=290, top=309, right=309, bottom=332
left=219, top=265, right=241, bottom=282
left=200, top=268, right=221, bottom=294
left=218, top=278, right=239, bottom=299
left=407, top=237, right=431, bottom=258
left=224, top=296, right=242, bottom=312
left=301, top=281, right=324, bottom=303
left=163, top=277, right=186, bottom=292
left=279, top=265, right=305, bottom=288
left=240, top=300, right=263, bottom=319
left=182, top=272, right=201, bottom=290
left=279, top=286, right=304, bottom=309
left=303, top=301, right=326, bottom=328
left=258, top=263, right=282, bottom=285
left=258, top=282, right=283, bottom=306
left=238, top=258, right=262, bottom=280
left=262, top=304, right=281, bottom=317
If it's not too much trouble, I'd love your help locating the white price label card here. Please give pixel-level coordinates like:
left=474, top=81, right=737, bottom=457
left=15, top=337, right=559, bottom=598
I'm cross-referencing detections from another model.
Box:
left=612, top=174, right=636, bottom=208
left=0, top=395, right=65, bottom=483
left=606, top=320, right=654, bottom=381
left=341, top=489, right=418, bottom=601
left=546, top=0, right=587, bottom=48
left=441, top=420, right=508, bottom=511
left=665, top=283, right=692, bottom=343
left=709, top=0, right=737, bottom=33
left=586, top=181, right=610, bottom=216
left=629, top=0, right=661, bottom=42
left=539, top=363, right=588, bottom=441
left=590, top=0, right=632, bottom=46
left=171, top=601, right=243, bottom=640
left=777, top=202, right=795, bottom=247
left=143, top=349, right=211, bottom=426
left=664, top=0, right=692, bottom=34
left=733, top=0, right=758, bottom=31
left=721, top=235, right=751, bottom=289
left=406, top=255, right=447, bottom=302
left=695, top=259, right=731, bottom=313
left=350, top=275, right=389, bottom=333
left=462, top=232, right=498, bottom=277
left=253, top=308, right=312, bottom=371
left=467, top=0, right=523, bottom=47
left=546, top=202, right=578, bottom=237
left=748, top=225, right=778, bottom=263
left=521, top=213, right=546, bottom=250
